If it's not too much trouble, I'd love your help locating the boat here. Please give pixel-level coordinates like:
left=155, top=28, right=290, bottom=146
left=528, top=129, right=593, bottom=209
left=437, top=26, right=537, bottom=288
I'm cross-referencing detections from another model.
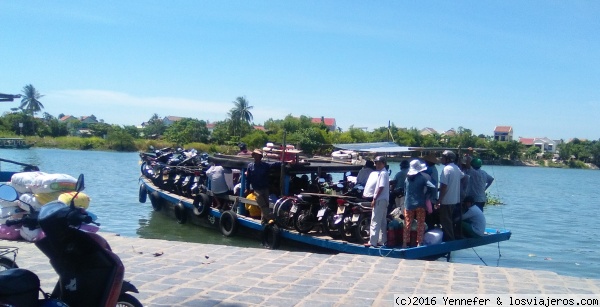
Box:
left=331, top=150, right=358, bottom=160
left=0, top=138, right=34, bottom=149
left=0, top=158, right=39, bottom=182
left=137, top=146, right=511, bottom=260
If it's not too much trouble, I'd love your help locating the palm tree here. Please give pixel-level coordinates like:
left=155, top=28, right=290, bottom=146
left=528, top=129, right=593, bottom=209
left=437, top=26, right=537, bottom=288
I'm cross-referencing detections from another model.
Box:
left=228, top=96, right=254, bottom=137
left=19, top=84, right=45, bottom=116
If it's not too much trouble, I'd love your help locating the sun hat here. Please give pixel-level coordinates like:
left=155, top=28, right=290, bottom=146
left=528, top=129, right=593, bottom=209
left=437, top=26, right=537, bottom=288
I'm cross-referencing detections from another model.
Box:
left=251, top=149, right=263, bottom=157
left=423, top=153, right=439, bottom=164
left=407, top=160, right=427, bottom=176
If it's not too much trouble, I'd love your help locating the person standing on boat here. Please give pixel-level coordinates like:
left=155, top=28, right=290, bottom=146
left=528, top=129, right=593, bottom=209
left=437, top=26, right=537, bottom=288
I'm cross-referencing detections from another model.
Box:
left=464, top=156, right=494, bottom=212
left=423, top=153, right=440, bottom=229
left=245, top=149, right=281, bottom=225
left=435, top=150, right=464, bottom=241
left=391, top=159, right=409, bottom=212
left=402, top=160, right=436, bottom=248
left=205, top=162, right=231, bottom=210
left=356, top=160, right=375, bottom=187
left=362, top=156, right=389, bottom=247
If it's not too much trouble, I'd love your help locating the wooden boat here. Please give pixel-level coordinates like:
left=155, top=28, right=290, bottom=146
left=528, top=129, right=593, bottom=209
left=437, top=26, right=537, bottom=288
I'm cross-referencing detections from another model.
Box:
left=138, top=148, right=511, bottom=260
left=0, top=138, right=33, bottom=149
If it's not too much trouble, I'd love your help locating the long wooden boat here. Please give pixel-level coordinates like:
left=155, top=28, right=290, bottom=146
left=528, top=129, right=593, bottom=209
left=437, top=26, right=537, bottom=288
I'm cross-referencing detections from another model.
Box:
left=138, top=151, right=511, bottom=260
left=0, top=138, right=33, bottom=149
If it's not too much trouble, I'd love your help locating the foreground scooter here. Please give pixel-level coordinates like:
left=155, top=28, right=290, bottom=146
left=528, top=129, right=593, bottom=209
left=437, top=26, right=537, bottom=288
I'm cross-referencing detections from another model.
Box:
left=0, top=174, right=142, bottom=307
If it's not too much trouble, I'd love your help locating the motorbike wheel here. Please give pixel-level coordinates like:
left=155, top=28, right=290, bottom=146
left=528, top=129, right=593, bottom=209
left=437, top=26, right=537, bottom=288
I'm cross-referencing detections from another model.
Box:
left=293, top=209, right=315, bottom=234
left=0, top=256, right=18, bottom=270
left=322, top=214, right=341, bottom=239
left=116, top=293, right=143, bottom=307
left=353, top=215, right=371, bottom=244
left=273, top=198, right=294, bottom=229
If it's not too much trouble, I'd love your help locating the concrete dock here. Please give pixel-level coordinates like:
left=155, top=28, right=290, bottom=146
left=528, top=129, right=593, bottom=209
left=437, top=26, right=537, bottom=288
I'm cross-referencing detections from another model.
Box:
left=2, top=233, right=599, bottom=306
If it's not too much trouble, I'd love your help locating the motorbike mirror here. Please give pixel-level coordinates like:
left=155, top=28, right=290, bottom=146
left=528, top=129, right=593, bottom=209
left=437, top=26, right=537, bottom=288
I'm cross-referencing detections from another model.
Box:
left=149, top=145, right=155, bottom=151
left=69, top=174, right=85, bottom=209
left=0, top=184, right=18, bottom=202
left=76, top=174, right=85, bottom=192
left=336, top=183, right=344, bottom=188
left=318, top=178, right=325, bottom=183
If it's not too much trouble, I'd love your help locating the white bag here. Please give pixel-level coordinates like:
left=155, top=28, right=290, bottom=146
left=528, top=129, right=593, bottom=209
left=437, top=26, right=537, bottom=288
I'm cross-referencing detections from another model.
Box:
left=10, top=171, right=46, bottom=193
left=31, top=173, right=77, bottom=194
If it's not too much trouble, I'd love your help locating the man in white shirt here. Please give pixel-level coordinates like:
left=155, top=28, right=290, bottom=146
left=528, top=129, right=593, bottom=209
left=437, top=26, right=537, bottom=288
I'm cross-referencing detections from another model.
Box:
left=435, top=150, right=464, bottom=241
left=362, top=156, right=389, bottom=247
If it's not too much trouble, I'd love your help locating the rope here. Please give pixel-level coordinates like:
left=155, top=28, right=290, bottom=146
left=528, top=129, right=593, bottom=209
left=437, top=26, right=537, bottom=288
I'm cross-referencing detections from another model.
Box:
left=471, top=247, right=488, bottom=266
left=378, top=246, right=395, bottom=257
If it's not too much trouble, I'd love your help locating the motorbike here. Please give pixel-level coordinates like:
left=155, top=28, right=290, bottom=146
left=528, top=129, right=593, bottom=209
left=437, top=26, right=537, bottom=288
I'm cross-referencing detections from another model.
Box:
left=290, top=193, right=320, bottom=234
left=0, top=174, right=143, bottom=307
left=0, top=247, right=18, bottom=271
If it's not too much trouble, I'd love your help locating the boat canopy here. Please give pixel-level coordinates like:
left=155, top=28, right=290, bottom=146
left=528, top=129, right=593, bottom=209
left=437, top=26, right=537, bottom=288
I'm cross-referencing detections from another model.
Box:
left=333, top=142, right=416, bottom=153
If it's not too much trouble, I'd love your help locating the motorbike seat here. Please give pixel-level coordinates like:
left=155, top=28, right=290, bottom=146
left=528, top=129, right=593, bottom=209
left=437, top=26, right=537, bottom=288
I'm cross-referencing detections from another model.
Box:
left=0, top=268, right=40, bottom=296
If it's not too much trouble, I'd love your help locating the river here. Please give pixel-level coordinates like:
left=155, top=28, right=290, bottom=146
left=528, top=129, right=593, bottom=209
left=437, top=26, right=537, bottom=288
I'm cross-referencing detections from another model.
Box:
left=2, top=148, right=599, bottom=280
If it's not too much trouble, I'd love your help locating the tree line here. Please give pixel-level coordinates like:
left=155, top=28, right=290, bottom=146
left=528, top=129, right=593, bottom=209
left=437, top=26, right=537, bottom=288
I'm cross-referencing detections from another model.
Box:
left=2, top=85, right=599, bottom=168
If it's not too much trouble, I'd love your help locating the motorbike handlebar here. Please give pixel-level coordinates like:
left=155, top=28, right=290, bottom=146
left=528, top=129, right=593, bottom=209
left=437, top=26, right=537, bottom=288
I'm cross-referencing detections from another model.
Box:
left=5, top=219, right=22, bottom=226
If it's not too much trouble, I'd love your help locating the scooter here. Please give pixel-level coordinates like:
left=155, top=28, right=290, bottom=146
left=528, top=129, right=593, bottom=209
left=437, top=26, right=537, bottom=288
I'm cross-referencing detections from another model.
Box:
left=0, top=174, right=142, bottom=307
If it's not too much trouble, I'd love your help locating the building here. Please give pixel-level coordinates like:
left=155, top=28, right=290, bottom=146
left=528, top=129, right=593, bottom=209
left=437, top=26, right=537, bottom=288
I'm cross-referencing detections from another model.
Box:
left=163, top=116, right=185, bottom=126
left=420, top=127, right=438, bottom=136
left=311, top=117, right=337, bottom=132
left=494, top=126, right=513, bottom=141
left=519, top=137, right=557, bottom=153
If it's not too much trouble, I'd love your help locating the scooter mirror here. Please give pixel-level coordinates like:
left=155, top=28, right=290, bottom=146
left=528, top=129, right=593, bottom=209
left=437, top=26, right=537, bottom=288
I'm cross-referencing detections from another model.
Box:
left=0, top=184, right=18, bottom=202
left=76, top=174, right=85, bottom=192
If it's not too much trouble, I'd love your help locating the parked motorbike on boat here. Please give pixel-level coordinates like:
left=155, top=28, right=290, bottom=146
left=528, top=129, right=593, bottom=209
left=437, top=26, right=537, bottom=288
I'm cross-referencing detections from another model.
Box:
left=0, top=175, right=143, bottom=307
left=290, top=193, right=320, bottom=233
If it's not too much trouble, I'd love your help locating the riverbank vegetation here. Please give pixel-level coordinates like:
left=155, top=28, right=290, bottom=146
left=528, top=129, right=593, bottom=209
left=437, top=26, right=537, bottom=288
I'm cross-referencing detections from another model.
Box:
left=2, top=85, right=599, bottom=169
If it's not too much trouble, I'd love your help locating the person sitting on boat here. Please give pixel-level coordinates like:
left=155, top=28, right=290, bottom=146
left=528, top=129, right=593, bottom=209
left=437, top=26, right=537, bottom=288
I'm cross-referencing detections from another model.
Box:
left=402, top=160, right=437, bottom=248
left=464, top=156, right=495, bottom=212
left=356, top=160, right=375, bottom=187
left=205, top=162, right=232, bottom=210
left=245, top=149, right=282, bottom=225
left=362, top=156, right=389, bottom=248
left=460, top=196, right=486, bottom=237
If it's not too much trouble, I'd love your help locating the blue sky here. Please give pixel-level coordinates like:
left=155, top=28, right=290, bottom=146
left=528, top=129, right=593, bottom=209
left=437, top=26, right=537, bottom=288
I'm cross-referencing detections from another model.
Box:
left=2, top=1, right=599, bottom=140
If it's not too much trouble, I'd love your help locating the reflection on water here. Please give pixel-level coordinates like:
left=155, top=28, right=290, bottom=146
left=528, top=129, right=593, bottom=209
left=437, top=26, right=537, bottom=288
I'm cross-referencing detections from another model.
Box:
left=2, top=148, right=599, bottom=279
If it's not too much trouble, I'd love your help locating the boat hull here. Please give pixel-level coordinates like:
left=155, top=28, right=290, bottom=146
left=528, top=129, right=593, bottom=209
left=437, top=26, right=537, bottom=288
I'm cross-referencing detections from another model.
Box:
left=139, top=177, right=511, bottom=260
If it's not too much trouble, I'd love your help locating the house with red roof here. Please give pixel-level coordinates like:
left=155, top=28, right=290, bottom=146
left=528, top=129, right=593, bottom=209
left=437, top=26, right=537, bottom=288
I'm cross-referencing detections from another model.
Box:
left=519, top=137, right=557, bottom=153
left=494, top=126, right=513, bottom=141
left=311, top=117, right=336, bottom=131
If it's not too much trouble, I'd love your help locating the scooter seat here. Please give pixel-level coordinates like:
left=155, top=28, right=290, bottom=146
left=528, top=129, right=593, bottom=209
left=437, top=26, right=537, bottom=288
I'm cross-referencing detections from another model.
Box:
left=0, top=268, right=40, bottom=296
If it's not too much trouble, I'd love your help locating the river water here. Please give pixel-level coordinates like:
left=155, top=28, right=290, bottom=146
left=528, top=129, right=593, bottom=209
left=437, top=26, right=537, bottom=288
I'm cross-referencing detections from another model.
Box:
left=2, top=148, right=599, bottom=280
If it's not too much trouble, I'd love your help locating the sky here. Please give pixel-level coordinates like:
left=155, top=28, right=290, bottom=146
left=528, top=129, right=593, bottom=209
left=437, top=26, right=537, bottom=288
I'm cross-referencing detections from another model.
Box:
left=1, top=1, right=599, bottom=141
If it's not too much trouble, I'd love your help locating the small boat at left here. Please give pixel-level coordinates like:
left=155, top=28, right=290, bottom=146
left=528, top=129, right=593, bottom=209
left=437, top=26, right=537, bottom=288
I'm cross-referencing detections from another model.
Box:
left=0, top=158, right=39, bottom=182
left=0, top=138, right=34, bottom=149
